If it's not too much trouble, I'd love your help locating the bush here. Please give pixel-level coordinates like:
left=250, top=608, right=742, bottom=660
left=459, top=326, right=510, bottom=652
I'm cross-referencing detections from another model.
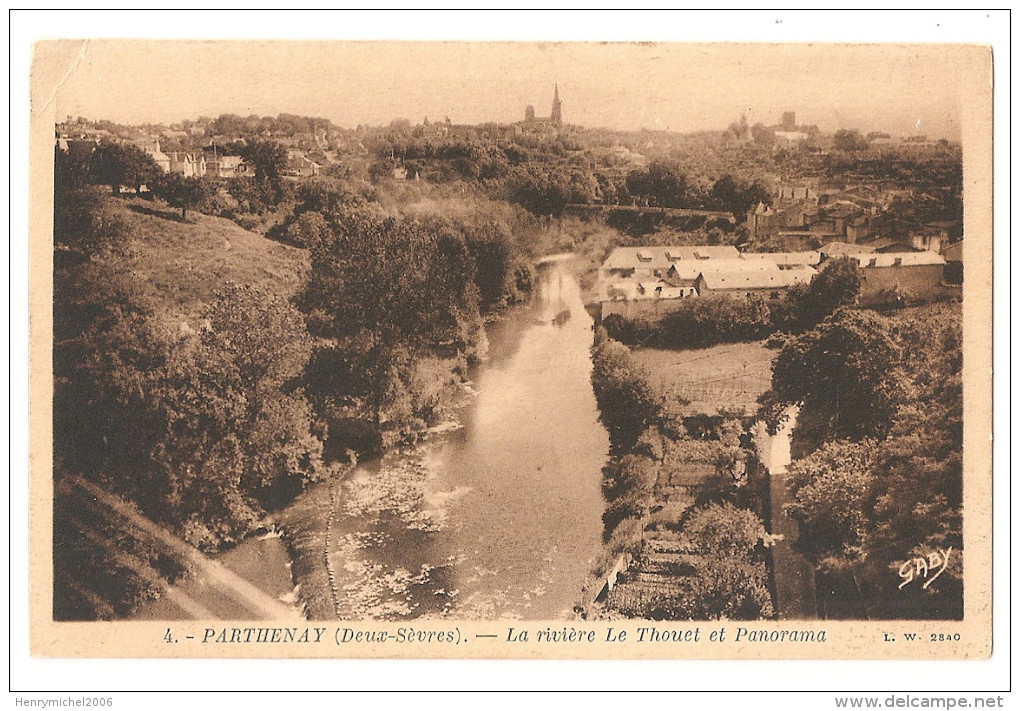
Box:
left=590, top=339, right=660, bottom=455
left=604, top=296, right=773, bottom=349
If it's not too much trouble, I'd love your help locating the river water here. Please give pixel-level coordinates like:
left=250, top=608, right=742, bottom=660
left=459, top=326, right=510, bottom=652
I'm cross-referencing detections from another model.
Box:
left=288, top=256, right=610, bottom=621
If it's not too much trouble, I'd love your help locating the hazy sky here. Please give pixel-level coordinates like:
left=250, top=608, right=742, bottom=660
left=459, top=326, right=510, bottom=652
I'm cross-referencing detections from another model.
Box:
left=32, top=30, right=982, bottom=139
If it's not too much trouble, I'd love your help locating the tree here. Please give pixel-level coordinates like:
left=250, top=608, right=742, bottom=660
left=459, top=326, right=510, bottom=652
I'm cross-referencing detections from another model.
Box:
left=783, top=256, right=861, bottom=331
left=463, top=221, right=522, bottom=313
left=601, top=452, right=658, bottom=535
left=195, top=284, right=323, bottom=508
left=727, top=114, right=750, bottom=141
left=761, top=304, right=963, bottom=619
left=769, top=308, right=902, bottom=447
left=301, top=211, right=479, bottom=351
left=678, top=503, right=773, bottom=620
left=625, top=160, right=690, bottom=208
left=54, top=147, right=126, bottom=253
left=510, top=167, right=571, bottom=216
left=238, top=138, right=287, bottom=197
left=833, top=129, right=869, bottom=152
left=752, top=122, right=776, bottom=147
left=590, top=339, right=660, bottom=455
left=87, top=141, right=162, bottom=195
left=861, top=307, right=963, bottom=618
left=298, top=210, right=484, bottom=445
left=152, top=173, right=213, bottom=221
left=54, top=275, right=327, bottom=549
left=710, top=174, right=772, bottom=221
left=784, top=439, right=877, bottom=565
left=279, top=210, right=331, bottom=248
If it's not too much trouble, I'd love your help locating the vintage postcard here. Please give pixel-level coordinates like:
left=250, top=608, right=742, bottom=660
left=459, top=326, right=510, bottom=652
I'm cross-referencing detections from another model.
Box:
left=26, top=33, right=995, bottom=666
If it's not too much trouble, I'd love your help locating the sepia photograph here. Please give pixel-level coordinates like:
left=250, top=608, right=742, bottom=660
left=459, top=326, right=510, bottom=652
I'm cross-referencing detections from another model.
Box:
left=19, top=12, right=1002, bottom=685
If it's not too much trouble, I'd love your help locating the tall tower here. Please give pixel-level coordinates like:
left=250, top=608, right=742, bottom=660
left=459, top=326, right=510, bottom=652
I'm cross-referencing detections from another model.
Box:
left=550, top=84, right=562, bottom=127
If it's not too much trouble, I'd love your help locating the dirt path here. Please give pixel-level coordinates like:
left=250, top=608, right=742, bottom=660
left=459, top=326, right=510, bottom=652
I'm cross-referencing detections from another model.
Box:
left=758, top=410, right=818, bottom=619
left=71, top=477, right=300, bottom=620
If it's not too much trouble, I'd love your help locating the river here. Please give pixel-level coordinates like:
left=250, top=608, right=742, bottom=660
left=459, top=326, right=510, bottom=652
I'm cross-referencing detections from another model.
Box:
left=281, top=255, right=610, bottom=620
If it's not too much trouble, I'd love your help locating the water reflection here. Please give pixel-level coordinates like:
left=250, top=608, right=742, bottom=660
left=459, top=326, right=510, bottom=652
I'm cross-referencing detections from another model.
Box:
left=323, top=256, right=609, bottom=620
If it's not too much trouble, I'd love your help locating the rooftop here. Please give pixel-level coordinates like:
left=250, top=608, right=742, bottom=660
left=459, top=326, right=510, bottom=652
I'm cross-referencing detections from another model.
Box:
left=698, top=265, right=817, bottom=290
left=601, top=245, right=741, bottom=272
left=820, top=241, right=878, bottom=256
left=854, top=252, right=946, bottom=268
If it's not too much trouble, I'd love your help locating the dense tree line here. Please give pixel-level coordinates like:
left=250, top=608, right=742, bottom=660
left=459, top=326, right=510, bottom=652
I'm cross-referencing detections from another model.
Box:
left=761, top=304, right=963, bottom=619
left=54, top=257, right=328, bottom=549
left=208, top=112, right=335, bottom=140
left=52, top=149, right=534, bottom=557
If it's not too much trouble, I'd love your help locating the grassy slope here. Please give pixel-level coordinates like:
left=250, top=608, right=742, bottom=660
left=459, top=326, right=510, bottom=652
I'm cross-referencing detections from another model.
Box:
left=55, top=198, right=312, bottom=618
left=106, top=198, right=309, bottom=322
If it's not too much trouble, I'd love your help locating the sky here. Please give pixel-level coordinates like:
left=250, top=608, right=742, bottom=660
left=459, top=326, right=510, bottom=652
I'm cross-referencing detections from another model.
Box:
left=25, top=11, right=994, bottom=140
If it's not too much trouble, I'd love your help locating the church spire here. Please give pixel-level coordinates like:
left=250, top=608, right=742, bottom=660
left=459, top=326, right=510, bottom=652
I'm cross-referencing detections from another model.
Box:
left=551, top=84, right=562, bottom=127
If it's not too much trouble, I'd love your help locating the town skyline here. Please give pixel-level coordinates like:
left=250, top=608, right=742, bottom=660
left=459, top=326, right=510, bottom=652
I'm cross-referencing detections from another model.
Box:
left=37, top=40, right=965, bottom=140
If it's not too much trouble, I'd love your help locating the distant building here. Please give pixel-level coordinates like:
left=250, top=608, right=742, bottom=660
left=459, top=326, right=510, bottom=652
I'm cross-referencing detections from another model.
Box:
left=522, top=85, right=563, bottom=128
left=282, top=150, right=320, bottom=179
left=550, top=84, right=562, bottom=126
left=774, top=130, right=809, bottom=145
left=205, top=154, right=252, bottom=179
left=852, top=252, right=947, bottom=305
left=133, top=137, right=172, bottom=172
left=695, top=263, right=817, bottom=300
left=166, top=151, right=206, bottom=177
left=597, top=245, right=812, bottom=318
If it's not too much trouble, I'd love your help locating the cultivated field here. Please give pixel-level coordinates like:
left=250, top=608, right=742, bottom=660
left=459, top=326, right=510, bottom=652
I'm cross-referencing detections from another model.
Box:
left=630, top=340, right=776, bottom=416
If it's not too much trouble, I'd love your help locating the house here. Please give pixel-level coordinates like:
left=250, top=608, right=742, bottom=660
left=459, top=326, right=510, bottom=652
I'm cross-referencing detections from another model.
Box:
left=598, top=246, right=741, bottom=288
left=133, top=138, right=171, bottom=172
left=597, top=246, right=819, bottom=319
left=747, top=199, right=828, bottom=239
left=695, top=263, right=816, bottom=300
left=852, top=252, right=947, bottom=305
left=636, top=279, right=697, bottom=301
left=747, top=202, right=777, bottom=237
left=598, top=246, right=741, bottom=318
left=663, top=262, right=705, bottom=289
left=166, top=151, right=206, bottom=177
left=599, top=247, right=672, bottom=286
left=773, top=184, right=819, bottom=204
left=909, top=231, right=946, bottom=254
left=283, top=150, right=321, bottom=179
left=205, top=154, right=251, bottom=179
